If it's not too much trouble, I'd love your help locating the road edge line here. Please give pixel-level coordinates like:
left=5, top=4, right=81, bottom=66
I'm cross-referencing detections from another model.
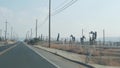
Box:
left=25, top=43, right=60, bottom=68
left=0, top=43, right=18, bottom=55
left=35, top=45, right=95, bottom=68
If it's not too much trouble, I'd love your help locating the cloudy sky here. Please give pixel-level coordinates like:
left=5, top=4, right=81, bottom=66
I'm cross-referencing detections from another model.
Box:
left=0, top=0, right=120, bottom=40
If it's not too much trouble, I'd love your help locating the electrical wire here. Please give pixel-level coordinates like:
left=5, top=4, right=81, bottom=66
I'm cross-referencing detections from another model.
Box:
left=52, top=0, right=78, bottom=16
left=53, top=0, right=69, bottom=11
left=38, top=0, right=78, bottom=28
left=40, top=16, right=49, bottom=27
left=37, top=15, right=49, bottom=29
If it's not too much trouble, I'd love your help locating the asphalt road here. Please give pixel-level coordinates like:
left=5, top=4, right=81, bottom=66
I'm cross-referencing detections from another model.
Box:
left=0, top=42, right=57, bottom=68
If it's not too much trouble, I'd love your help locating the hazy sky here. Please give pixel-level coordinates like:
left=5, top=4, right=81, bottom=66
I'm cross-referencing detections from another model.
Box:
left=0, top=0, right=120, bottom=40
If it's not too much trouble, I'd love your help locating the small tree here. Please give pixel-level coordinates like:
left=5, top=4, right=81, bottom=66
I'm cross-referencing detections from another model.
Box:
left=80, top=36, right=85, bottom=45
left=70, top=35, right=75, bottom=42
left=57, top=33, right=60, bottom=41
left=89, top=31, right=97, bottom=45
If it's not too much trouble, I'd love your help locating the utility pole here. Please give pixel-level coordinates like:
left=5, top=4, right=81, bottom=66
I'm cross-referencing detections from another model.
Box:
left=31, top=28, right=32, bottom=39
left=36, top=19, right=38, bottom=38
left=103, top=29, right=105, bottom=45
left=100, top=29, right=105, bottom=64
left=5, top=20, right=8, bottom=41
left=49, top=0, right=51, bottom=48
left=11, top=27, right=13, bottom=40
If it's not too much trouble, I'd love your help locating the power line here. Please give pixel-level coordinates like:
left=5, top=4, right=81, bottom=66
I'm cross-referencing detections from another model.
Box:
left=38, top=0, right=78, bottom=28
left=38, top=16, right=49, bottom=28
left=54, top=0, right=78, bottom=15
left=53, top=0, right=69, bottom=11
left=36, top=0, right=78, bottom=46
left=52, top=0, right=78, bottom=16
left=37, top=0, right=70, bottom=28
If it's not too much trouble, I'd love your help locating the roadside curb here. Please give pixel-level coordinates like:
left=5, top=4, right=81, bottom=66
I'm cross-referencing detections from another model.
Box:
left=35, top=46, right=95, bottom=68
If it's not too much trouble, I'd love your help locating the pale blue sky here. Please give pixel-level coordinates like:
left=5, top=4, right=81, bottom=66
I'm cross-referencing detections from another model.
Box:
left=0, top=0, right=120, bottom=40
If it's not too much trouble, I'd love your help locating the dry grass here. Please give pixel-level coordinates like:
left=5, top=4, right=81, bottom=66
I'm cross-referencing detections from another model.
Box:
left=37, top=42, right=120, bottom=66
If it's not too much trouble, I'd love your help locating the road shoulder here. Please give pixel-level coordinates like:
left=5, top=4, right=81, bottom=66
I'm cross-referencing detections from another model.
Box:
left=25, top=43, right=87, bottom=68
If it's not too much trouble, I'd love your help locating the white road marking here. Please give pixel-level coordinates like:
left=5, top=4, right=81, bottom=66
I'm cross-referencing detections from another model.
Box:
left=24, top=43, right=60, bottom=68
left=0, top=43, right=19, bottom=55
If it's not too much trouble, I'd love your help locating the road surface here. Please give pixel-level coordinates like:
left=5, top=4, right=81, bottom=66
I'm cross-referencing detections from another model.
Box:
left=0, top=42, right=57, bottom=68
